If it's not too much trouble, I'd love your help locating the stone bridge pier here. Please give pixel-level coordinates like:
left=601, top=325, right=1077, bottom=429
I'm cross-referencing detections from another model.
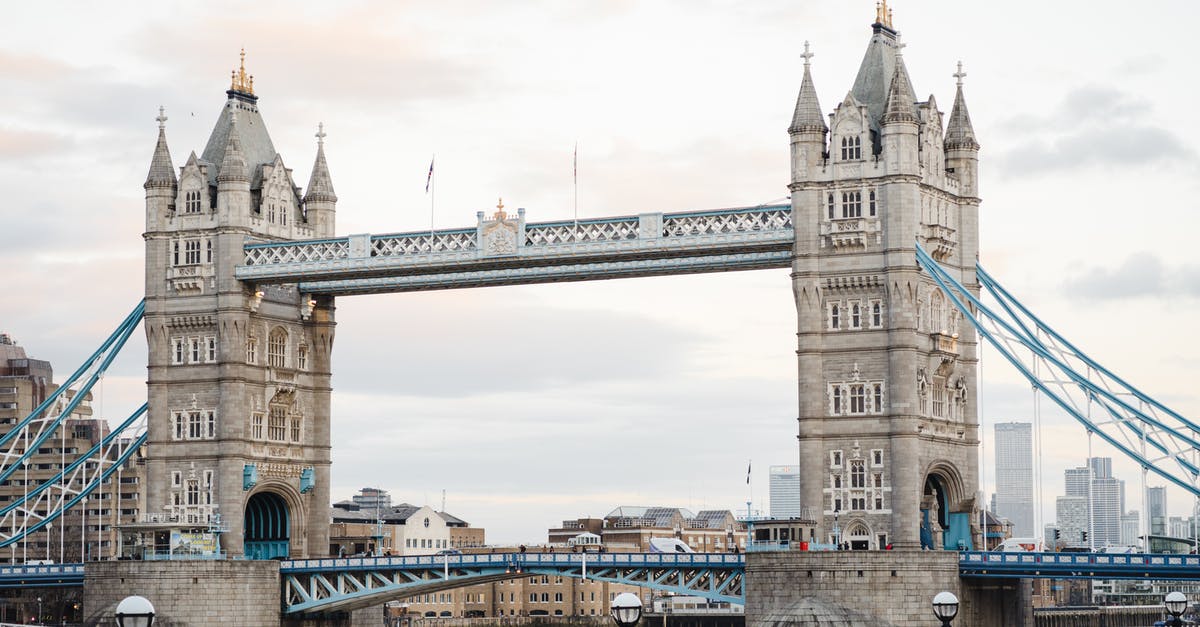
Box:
left=745, top=551, right=1030, bottom=627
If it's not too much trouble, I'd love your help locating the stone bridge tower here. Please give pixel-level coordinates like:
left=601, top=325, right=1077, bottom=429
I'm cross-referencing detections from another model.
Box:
left=789, top=6, right=982, bottom=550
left=141, top=54, right=336, bottom=558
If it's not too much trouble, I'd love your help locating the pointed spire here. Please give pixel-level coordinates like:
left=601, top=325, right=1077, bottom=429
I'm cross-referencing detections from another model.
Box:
left=217, top=108, right=249, bottom=183
left=789, top=42, right=827, bottom=134
left=304, top=122, right=337, bottom=203
left=145, top=106, right=177, bottom=188
left=882, top=43, right=917, bottom=124
left=945, top=61, right=980, bottom=150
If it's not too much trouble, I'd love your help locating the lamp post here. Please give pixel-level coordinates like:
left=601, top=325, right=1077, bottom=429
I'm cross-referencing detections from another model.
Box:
left=1164, top=591, right=1187, bottom=627
left=611, top=592, right=642, bottom=627
left=36, top=596, right=42, bottom=625
left=932, top=591, right=958, bottom=627
left=115, top=595, right=155, bottom=627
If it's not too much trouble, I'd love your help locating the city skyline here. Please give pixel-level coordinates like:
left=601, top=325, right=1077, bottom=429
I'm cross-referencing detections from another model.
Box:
left=2, top=1, right=1199, bottom=543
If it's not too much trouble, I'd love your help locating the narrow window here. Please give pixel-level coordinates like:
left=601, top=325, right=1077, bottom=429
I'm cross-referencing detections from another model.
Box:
left=268, top=328, right=287, bottom=369
left=246, top=337, right=257, bottom=364
left=172, top=338, right=185, bottom=365
left=832, top=451, right=842, bottom=467
left=186, top=480, right=200, bottom=505
left=832, top=387, right=842, bottom=414
left=873, top=450, right=883, bottom=465
left=172, top=413, right=184, bottom=440
left=188, top=411, right=203, bottom=439
left=852, top=136, right=862, bottom=159
left=290, top=417, right=301, bottom=443
left=875, top=497, right=883, bottom=510
left=831, top=304, right=841, bottom=330
left=206, top=336, right=217, bottom=362
left=297, top=345, right=308, bottom=371
left=171, top=241, right=180, bottom=266
left=268, top=406, right=287, bottom=442
left=869, top=189, right=877, bottom=216
left=840, top=137, right=848, bottom=161
left=850, top=385, right=865, bottom=414
left=851, top=461, right=865, bottom=488
left=827, top=193, right=835, bottom=220
left=833, top=475, right=842, bottom=489
left=873, top=384, right=883, bottom=413
left=171, top=471, right=181, bottom=488
left=189, top=338, right=200, bottom=363
left=206, top=239, right=213, bottom=263
left=874, top=473, right=883, bottom=488
left=184, top=239, right=201, bottom=265
left=872, top=301, right=882, bottom=327
left=851, top=303, right=861, bottom=328
left=206, top=411, right=216, bottom=439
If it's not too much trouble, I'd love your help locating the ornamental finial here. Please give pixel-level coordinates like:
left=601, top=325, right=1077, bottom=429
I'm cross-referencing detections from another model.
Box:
left=155, top=106, right=168, bottom=129
left=230, top=48, right=255, bottom=95
left=493, top=197, right=507, bottom=220
left=875, top=0, right=894, bottom=28
left=801, top=41, right=814, bottom=67
left=953, top=61, right=967, bottom=88
left=316, top=122, right=326, bottom=146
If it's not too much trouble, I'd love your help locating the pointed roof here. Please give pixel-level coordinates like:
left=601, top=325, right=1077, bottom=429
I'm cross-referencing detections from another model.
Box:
left=848, top=25, right=915, bottom=133
left=144, top=107, right=176, bottom=189
left=945, top=63, right=980, bottom=150
left=789, top=42, right=826, bottom=134
left=200, top=53, right=276, bottom=187
left=217, top=110, right=249, bottom=183
left=304, top=123, right=337, bottom=203
left=882, top=56, right=917, bottom=125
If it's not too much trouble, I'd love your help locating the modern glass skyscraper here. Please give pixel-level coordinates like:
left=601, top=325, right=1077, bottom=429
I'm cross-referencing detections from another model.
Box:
left=994, top=422, right=1034, bottom=536
left=769, top=465, right=801, bottom=518
left=1147, top=486, right=1167, bottom=536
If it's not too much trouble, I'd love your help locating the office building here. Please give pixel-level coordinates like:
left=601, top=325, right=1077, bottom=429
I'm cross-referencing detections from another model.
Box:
left=769, top=465, right=801, bottom=518
left=994, top=422, right=1034, bottom=536
left=1147, top=486, right=1167, bottom=536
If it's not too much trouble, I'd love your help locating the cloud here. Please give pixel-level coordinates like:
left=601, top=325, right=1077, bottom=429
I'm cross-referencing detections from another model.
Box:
left=993, top=85, right=1195, bottom=176
left=1061, top=253, right=1200, bottom=301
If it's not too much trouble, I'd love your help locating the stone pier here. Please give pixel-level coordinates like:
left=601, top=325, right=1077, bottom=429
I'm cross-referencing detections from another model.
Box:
left=745, top=551, right=1029, bottom=626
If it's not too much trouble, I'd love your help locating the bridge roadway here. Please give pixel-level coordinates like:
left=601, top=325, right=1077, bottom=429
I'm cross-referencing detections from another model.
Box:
left=233, top=204, right=794, bottom=294
left=9, top=551, right=1200, bottom=613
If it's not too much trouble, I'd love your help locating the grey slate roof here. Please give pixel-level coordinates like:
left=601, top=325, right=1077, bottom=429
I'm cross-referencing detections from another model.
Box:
left=200, top=93, right=278, bottom=188
left=882, top=58, right=917, bottom=124
left=145, top=126, right=176, bottom=188
left=849, top=25, right=916, bottom=134
left=945, top=85, right=980, bottom=150
left=304, top=141, right=337, bottom=202
left=790, top=63, right=826, bottom=133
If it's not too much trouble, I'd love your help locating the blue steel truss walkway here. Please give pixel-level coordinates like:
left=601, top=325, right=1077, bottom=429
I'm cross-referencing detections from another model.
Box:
left=234, top=204, right=793, bottom=294
left=280, top=552, right=746, bottom=615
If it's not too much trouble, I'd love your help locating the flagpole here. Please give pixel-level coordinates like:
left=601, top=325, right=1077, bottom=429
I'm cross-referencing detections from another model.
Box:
left=573, top=142, right=578, bottom=243
left=429, top=155, right=436, bottom=249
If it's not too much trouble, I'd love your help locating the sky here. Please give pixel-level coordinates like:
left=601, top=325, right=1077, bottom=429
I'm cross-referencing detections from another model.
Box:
left=2, top=1, right=1199, bottom=545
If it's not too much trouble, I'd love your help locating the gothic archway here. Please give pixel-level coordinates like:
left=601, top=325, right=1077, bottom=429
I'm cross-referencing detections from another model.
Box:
left=245, top=491, right=290, bottom=559
left=844, top=520, right=873, bottom=550
left=921, top=462, right=973, bottom=551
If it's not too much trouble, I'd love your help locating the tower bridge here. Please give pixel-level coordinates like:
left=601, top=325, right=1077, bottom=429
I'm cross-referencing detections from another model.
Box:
left=3, top=5, right=1195, bottom=626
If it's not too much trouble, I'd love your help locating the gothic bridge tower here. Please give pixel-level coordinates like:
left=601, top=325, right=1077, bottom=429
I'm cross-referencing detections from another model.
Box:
left=141, top=53, right=337, bottom=558
left=789, top=5, right=982, bottom=550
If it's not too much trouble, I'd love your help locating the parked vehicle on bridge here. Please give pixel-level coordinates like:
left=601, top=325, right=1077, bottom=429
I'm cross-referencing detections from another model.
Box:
left=996, top=537, right=1044, bottom=552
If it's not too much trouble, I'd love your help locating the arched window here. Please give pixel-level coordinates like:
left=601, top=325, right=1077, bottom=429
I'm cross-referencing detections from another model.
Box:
left=827, top=193, right=835, bottom=220
left=830, top=304, right=840, bottom=330
left=851, top=460, right=866, bottom=488
left=851, top=303, right=861, bottom=328
left=869, top=189, right=877, bottom=216
left=268, top=328, right=287, bottom=368
left=184, top=189, right=202, bottom=213
left=872, top=302, right=882, bottom=327
left=931, top=292, right=945, bottom=334
left=840, top=137, right=848, bottom=161
left=852, top=136, right=862, bottom=159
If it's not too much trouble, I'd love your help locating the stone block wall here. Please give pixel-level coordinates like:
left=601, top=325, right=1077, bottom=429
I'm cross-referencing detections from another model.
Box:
left=746, top=550, right=1028, bottom=627
left=83, top=560, right=281, bottom=626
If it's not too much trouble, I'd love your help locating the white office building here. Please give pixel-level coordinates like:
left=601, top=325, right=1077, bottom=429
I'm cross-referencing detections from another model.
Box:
left=993, top=422, right=1034, bottom=536
left=769, top=465, right=802, bottom=518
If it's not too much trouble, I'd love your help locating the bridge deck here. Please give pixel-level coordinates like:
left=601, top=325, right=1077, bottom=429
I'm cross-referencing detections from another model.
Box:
left=234, top=205, right=793, bottom=294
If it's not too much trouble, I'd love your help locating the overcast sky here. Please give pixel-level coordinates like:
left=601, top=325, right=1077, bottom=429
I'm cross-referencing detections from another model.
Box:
left=3, top=1, right=1199, bottom=544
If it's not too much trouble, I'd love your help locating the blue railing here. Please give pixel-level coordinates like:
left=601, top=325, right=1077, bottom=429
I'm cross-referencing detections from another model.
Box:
left=960, top=551, right=1200, bottom=579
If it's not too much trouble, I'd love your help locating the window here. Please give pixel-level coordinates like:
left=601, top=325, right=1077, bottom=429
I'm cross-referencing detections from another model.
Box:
left=869, top=189, right=877, bottom=216
left=188, top=411, right=203, bottom=439
left=291, top=418, right=301, bottom=443
left=871, top=301, right=883, bottom=328
left=833, top=474, right=842, bottom=489
left=268, top=328, right=287, bottom=368
left=190, top=338, right=201, bottom=363
left=206, top=336, right=217, bottom=362
left=842, top=191, right=862, bottom=218
left=171, top=471, right=181, bottom=488
left=872, top=449, right=883, bottom=466
left=851, top=302, right=861, bottom=329
left=849, top=384, right=865, bottom=414
left=172, top=241, right=180, bottom=266
left=554, top=593, right=563, bottom=603
left=872, top=383, right=883, bottom=413
left=297, top=345, right=308, bottom=370
left=851, top=460, right=865, bottom=488
left=851, top=497, right=866, bottom=510
left=834, top=498, right=843, bottom=512
left=172, top=338, right=185, bottom=365
left=541, top=593, right=549, bottom=603
left=875, top=497, right=883, bottom=510
left=172, top=413, right=184, bottom=440
left=206, top=411, right=217, bottom=439
left=831, top=451, right=843, bottom=467
left=931, top=292, right=945, bottom=334
left=268, top=406, right=287, bottom=442
left=184, top=190, right=201, bottom=213
left=184, top=239, right=201, bottom=265
left=186, top=480, right=200, bottom=505
left=873, top=473, right=883, bottom=488
left=827, top=193, right=835, bottom=220
left=251, top=413, right=263, bottom=439
left=830, top=303, right=840, bottom=330
left=831, top=386, right=842, bottom=415
left=840, top=136, right=862, bottom=160
left=206, top=239, right=213, bottom=263
left=932, top=377, right=947, bottom=419
left=246, top=337, right=257, bottom=364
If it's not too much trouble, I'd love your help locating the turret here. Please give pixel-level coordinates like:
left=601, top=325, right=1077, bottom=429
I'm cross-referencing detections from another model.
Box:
left=789, top=42, right=827, bottom=184
left=945, top=62, right=980, bottom=197
left=144, top=107, right=176, bottom=231
left=880, top=49, right=919, bottom=176
left=216, top=109, right=252, bottom=223
left=303, top=123, right=337, bottom=238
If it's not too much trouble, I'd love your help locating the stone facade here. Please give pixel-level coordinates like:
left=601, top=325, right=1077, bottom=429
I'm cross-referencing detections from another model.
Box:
left=141, top=56, right=337, bottom=558
left=789, top=12, right=981, bottom=550
left=83, top=560, right=281, bottom=626
left=746, top=551, right=1027, bottom=626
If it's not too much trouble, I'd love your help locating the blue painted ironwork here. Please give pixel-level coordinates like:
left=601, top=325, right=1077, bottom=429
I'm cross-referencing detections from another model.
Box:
left=280, top=552, right=745, bottom=615
left=245, top=491, right=290, bottom=560
left=0, top=563, right=85, bottom=589
left=235, top=205, right=793, bottom=295
left=959, top=551, right=1200, bottom=580
left=916, top=244, right=1200, bottom=498
left=300, top=467, right=314, bottom=494
left=243, top=464, right=258, bottom=491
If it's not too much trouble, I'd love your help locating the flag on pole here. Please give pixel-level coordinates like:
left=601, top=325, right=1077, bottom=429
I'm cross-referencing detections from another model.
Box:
left=573, top=142, right=578, bottom=182
left=425, top=156, right=435, bottom=194
left=746, top=461, right=752, bottom=484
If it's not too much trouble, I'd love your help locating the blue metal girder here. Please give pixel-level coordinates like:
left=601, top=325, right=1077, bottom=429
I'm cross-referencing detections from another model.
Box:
left=281, top=553, right=745, bottom=615
left=0, top=563, right=84, bottom=589
left=960, top=552, right=1200, bottom=580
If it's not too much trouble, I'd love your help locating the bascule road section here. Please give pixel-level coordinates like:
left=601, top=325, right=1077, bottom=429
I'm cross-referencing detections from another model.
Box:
left=234, top=203, right=795, bottom=295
